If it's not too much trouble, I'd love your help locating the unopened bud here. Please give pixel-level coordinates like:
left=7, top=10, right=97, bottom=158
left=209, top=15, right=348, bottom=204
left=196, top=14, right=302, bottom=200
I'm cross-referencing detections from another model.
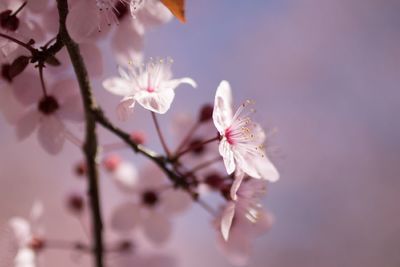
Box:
left=103, top=154, right=122, bottom=172
left=198, top=104, right=213, bottom=123
left=130, top=131, right=146, bottom=145
left=188, top=138, right=206, bottom=155
left=66, top=193, right=85, bottom=214
left=118, top=240, right=134, bottom=252
left=204, top=173, right=225, bottom=190
left=74, top=161, right=87, bottom=177
left=28, top=237, right=45, bottom=251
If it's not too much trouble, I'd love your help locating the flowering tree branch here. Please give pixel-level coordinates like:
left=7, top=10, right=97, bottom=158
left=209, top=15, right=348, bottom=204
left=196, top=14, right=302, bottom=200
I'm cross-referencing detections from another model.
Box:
left=55, top=1, right=104, bottom=266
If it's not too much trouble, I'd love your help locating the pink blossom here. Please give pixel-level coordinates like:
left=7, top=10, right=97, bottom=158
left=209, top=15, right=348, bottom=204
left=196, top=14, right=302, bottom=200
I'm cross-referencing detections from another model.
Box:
left=13, top=77, right=83, bottom=154
left=216, top=179, right=272, bottom=265
left=7, top=202, right=44, bottom=267
left=212, top=80, right=279, bottom=198
left=111, top=164, right=192, bottom=244
left=103, top=58, right=196, bottom=117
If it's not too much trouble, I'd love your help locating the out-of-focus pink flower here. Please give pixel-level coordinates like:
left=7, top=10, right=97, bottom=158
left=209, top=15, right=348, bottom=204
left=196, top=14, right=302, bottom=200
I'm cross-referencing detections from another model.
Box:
left=8, top=202, right=45, bottom=267
left=103, top=58, right=196, bottom=117
left=212, top=80, right=279, bottom=199
left=0, top=1, right=46, bottom=57
left=13, top=77, right=83, bottom=154
left=111, top=0, right=172, bottom=62
left=106, top=157, right=139, bottom=192
left=216, top=179, right=272, bottom=265
left=110, top=164, right=192, bottom=244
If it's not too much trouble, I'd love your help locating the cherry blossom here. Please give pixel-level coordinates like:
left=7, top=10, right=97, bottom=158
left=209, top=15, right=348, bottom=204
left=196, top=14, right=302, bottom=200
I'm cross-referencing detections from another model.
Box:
left=13, top=77, right=83, bottom=154
left=216, top=179, right=272, bottom=265
left=103, top=155, right=139, bottom=192
left=103, top=58, right=196, bottom=117
left=111, top=0, right=172, bottom=62
left=7, top=202, right=44, bottom=267
left=212, top=80, right=279, bottom=198
left=110, top=164, right=192, bottom=244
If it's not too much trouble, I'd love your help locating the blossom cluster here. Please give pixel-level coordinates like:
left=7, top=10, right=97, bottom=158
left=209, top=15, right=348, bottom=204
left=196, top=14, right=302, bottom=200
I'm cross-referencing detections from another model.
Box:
left=0, top=0, right=280, bottom=266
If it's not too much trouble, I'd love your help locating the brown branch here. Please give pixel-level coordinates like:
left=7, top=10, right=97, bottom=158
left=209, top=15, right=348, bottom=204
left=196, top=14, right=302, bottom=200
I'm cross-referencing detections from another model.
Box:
left=55, top=1, right=104, bottom=267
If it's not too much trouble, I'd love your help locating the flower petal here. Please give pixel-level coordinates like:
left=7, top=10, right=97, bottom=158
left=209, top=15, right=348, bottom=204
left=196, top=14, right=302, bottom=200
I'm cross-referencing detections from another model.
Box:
left=135, top=89, right=175, bottom=114
left=213, top=80, right=233, bottom=133
left=110, top=202, right=141, bottom=233
left=58, top=94, right=84, bottom=122
left=15, top=247, right=36, bottom=267
left=221, top=202, right=236, bottom=241
left=143, top=212, right=172, bottom=244
left=15, top=111, right=40, bottom=141
left=162, top=189, right=192, bottom=215
left=160, top=77, right=197, bottom=91
left=103, top=77, right=134, bottom=96
left=37, top=116, right=65, bottom=155
left=66, top=1, right=100, bottom=43
left=230, top=170, right=245, bottom=201
left=116, top=97, right=136, bottom=121
left=9, top=218, right=31, bottom=246
left=219, top=139, right=235, bottom=175
left=112, top=162, right=139, bottom=192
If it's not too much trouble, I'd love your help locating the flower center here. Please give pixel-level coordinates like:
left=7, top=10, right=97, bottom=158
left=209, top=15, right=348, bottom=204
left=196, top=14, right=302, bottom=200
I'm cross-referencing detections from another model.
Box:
left=146, top=87, right=155, bottom=93
left=225, top=128, right=235, bottom=145
left=141, top=190, right=159, bottom=207
left=38, top=96, right=59, bottom=115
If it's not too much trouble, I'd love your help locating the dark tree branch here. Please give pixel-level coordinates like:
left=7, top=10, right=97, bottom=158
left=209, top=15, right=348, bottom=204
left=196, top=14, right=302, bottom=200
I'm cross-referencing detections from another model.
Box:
left=55, top=1, right=104, bottom=267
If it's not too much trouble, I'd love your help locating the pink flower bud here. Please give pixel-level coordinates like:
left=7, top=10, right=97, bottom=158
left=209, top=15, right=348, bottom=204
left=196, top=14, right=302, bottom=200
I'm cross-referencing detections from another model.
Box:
left=130, top=131, right=146, bottom=145
left=74, top=161, right=87, bottom=177
left=66, top=193, right=85, bottom=214
left=103, top=154, right=122, bottom=172
left=28, top=236, right=46, bottom=251
left=198, top=103, right=213, bottom=123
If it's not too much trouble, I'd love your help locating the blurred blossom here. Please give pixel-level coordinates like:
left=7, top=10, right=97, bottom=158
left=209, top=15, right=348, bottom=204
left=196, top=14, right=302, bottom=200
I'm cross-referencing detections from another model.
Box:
left=111, top=164, right=192, bottom=244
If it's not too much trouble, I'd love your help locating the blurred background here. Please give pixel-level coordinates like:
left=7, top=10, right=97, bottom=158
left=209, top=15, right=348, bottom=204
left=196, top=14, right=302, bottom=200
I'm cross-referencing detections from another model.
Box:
left=1, top=0, right=400, bottom=266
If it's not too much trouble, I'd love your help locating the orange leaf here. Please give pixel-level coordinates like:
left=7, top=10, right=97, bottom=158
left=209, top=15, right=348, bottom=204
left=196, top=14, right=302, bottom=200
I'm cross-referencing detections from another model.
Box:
left=160, top=0, right=186, bottom=23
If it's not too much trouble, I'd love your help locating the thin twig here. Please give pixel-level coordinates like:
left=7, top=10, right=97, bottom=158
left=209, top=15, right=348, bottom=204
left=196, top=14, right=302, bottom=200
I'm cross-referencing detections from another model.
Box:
left=0, top=32, right=34, bottom=52
left=174, top=136, right=219, bottom=160
left=151, top=112, right=171, bottom=157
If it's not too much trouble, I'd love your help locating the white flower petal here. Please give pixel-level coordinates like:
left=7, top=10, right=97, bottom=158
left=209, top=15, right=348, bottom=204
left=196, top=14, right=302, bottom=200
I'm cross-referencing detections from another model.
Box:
left=110, top=202, right=141, bottom=233
left=256, top=157, right=280, bottom=182
left=103, top=77, right=134, bottom=96
left=37, top=116, right=65, bottom=155
left=15, top=248, right=36, bottom=267
left=143, top=212, right=171, bottom=244
left=112, top=162, right=139, bottom=192
left=116, top=97, right=136, bottom=121
left=219, top=139, right=235, bottom=175
left=135, top=89, right=175, bottom=114
left=9, top=218, right=31, bottom=246
left=230, top=170, right=245, bottom=201
left=221, top=202, right=236, bottom=241
left=161, top=77, right=197, bottom=91
left=213, top=80, right=233, bottom=133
